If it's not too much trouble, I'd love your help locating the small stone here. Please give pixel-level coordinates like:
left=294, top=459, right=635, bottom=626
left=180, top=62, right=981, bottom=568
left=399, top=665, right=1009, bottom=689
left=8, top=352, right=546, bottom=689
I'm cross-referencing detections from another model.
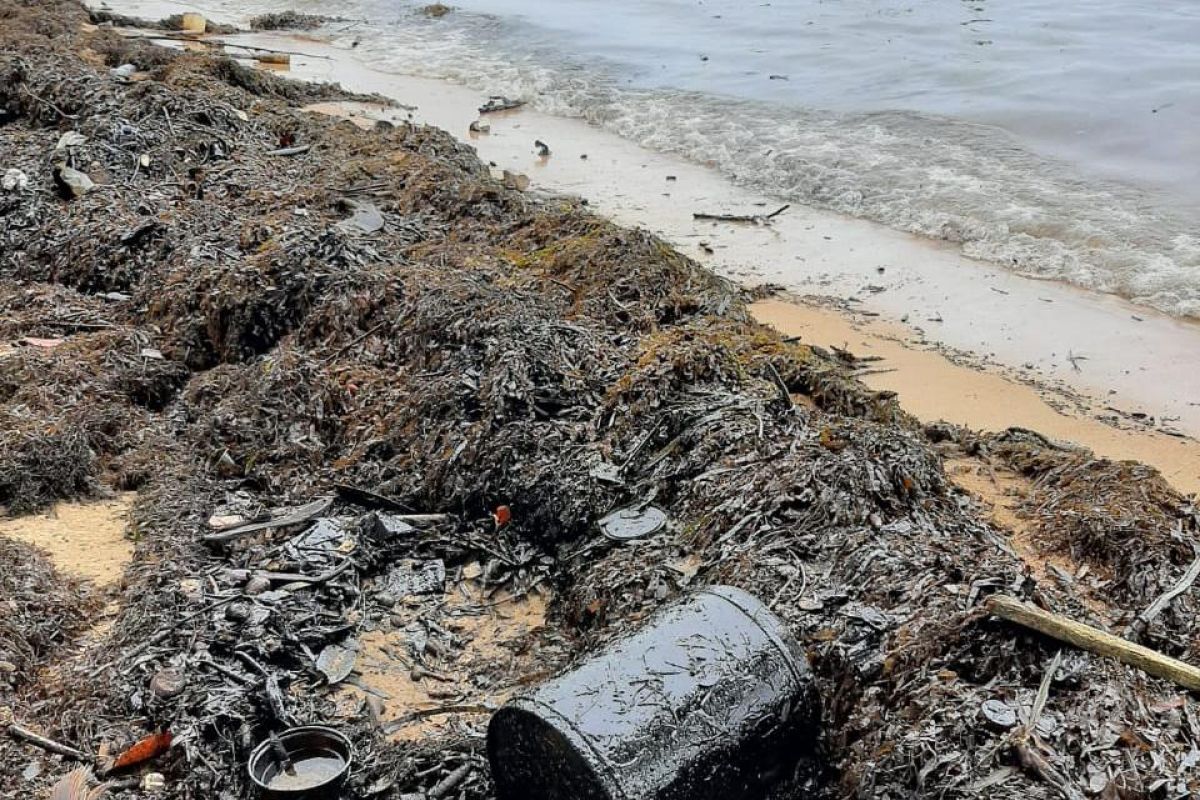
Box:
left=244, top=575, right=271, bottom=596
left=389, top=615, right=406, bottom=627
left=374, top=590, right=397, bottom=607
left=142, top=772, right=166, bottom=791
left=225, top=601, right=251, bottom=623
left=54, top=164, right=94, bottom=198
left=462, top=561, right=483, bottom=580
left=207, top=514, right=245, bottom=530
left=1, top=169, right=28, bottom=192
left=0, top=660, right=16, bottom=674
left=178, top=578, right=203, bottom=602
left=150, top=668, right=187, bottom=699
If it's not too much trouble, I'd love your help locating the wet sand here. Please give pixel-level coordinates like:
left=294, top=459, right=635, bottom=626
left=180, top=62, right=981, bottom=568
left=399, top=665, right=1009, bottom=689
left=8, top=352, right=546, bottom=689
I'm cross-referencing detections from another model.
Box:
left=752, top=300, right=1200, bottom=495
left=93, top=2, right=1200, bottom=495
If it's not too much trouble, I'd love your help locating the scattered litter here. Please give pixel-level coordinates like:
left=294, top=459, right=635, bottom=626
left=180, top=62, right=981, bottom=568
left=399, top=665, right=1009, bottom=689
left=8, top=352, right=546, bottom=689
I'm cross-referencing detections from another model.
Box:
left=54, top=131, right=87, bottom=151
left=597, top=504, right=667, bottom=541
left=337, top=200, right=385, bottom=234
left=479, top=96, right=525, bottom=113
left=2, top=167, right=29, bottom=191
left=316, top=641, right=358, bottom=684
left=693, top=204, right=789, bottom=224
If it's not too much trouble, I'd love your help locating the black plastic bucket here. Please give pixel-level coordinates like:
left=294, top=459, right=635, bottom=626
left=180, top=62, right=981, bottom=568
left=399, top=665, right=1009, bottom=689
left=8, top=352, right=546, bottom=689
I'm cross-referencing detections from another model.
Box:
left=487, top=585, right=817, bottom=800
left=247, top=725, right=353, bottom=799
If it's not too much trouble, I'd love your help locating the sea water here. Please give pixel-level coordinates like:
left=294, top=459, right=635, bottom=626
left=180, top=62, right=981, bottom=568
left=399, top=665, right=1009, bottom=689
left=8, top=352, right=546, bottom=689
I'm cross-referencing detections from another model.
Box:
left=140, top=0, right=1200, bottom=317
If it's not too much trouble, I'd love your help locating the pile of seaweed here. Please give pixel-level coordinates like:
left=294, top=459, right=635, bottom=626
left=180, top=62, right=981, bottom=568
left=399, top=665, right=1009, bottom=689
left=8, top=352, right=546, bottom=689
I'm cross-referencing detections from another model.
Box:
left=1, top=2, right=1198, bottom=799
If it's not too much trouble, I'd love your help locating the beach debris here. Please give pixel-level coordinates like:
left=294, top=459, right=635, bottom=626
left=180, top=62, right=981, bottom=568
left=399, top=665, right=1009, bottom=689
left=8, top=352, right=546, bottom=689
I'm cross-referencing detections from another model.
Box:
left=254, top=52, right=292, bottom=67
left=534, top=139, right=551, bottom=157
left=179, top=12, right=206, bottom=34
left=598, top=504, right=667, bottom=541
left=248, top=727, right=352, bottom=795
left=490, top=587, right=815, bottom=800
left=140, top=773, right=166, bottom=792
left=479, top=95, right=525, bottom=114
left=108, top=731, right=172, bottom=773
left=693, top=203, right=789, bottom=224
left=768, top=73, right=789, bottom=80
left=109, top=64, right=136, bottom=81
left=2, top=167, right=28, bottom=191
left=201, top=496, right=333, bottom=543
left=422, top=3, right=453, bottom=17
left=980, top=699, right=1019, bottom=729
left=468, top=119, right=490, bottom=133
left=337, top=199, right=385, bottom=234
left=267, top=143, right=312, bottom=157
left=501, top=170, right=530, bottom=191
left=492, top=504, right=512, bottom=527
left=55, top=131, right=87, bottom=151
left=49, top=767, right=108, bottom=800
left=52, top=164, right=94, bottom=198
left=7, top=724, right=91, bottom=762
left=315, top=641, right=358, bottom=684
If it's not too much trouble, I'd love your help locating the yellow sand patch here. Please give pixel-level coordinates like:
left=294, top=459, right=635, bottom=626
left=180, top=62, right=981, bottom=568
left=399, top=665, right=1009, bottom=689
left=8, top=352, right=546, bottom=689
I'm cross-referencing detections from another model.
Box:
left=0, top=493, right=136, bottom=587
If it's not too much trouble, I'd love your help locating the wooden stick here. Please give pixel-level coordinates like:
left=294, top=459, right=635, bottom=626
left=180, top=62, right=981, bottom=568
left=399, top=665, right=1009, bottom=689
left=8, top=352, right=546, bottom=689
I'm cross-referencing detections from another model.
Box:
left=7, top=724, right=92, bottom=762
left=985, top=594, right=1200, bottom=691
left=693, top=204, right=790, bottom=224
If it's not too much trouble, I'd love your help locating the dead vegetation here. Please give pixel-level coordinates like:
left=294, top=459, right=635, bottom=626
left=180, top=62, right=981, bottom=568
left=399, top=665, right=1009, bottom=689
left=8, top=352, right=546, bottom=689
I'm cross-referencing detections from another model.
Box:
left=0, top=2, right=1198, bottom=799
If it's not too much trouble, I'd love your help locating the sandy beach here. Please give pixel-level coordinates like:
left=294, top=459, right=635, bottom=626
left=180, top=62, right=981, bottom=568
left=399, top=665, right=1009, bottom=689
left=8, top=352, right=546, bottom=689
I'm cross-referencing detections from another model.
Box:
left=5, top=3, right=1200, bottom=798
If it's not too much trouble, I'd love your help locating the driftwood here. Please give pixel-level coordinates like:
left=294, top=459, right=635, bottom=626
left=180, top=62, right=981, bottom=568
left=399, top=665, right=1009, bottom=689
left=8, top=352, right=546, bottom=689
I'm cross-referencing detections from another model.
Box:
left=986, top=594, right=1200, bottom=691
left=201, top=496, right=332, bottom=542
left=693, top=204, right=790, bottom=224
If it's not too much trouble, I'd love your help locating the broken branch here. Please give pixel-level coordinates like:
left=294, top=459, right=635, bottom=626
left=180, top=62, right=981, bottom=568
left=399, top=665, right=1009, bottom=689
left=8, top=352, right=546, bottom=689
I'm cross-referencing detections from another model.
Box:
left=7, top=723, right=92, bottom=762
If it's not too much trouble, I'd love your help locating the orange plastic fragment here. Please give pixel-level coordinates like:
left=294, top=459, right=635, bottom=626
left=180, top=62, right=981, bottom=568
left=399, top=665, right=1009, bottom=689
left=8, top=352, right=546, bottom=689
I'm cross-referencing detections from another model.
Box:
left=110, top=731, right=172, bottom=771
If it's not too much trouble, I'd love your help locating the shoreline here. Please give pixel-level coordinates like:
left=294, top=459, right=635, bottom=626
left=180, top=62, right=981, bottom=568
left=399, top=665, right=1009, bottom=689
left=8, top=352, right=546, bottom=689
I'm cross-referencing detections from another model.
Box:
left=91, top=1, right=1200, bottom=495
left=4, top=3, right=1200, bottom=797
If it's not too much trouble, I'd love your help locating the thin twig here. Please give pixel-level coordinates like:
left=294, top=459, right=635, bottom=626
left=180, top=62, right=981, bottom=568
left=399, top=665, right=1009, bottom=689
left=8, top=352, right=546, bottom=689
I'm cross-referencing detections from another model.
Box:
left=7, top=724, right=92, bottom=763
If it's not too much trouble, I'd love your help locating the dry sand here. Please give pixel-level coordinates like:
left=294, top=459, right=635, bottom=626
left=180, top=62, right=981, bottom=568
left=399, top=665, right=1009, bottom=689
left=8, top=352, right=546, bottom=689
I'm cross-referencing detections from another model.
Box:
left=0, top=493, right=136, bottom=586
